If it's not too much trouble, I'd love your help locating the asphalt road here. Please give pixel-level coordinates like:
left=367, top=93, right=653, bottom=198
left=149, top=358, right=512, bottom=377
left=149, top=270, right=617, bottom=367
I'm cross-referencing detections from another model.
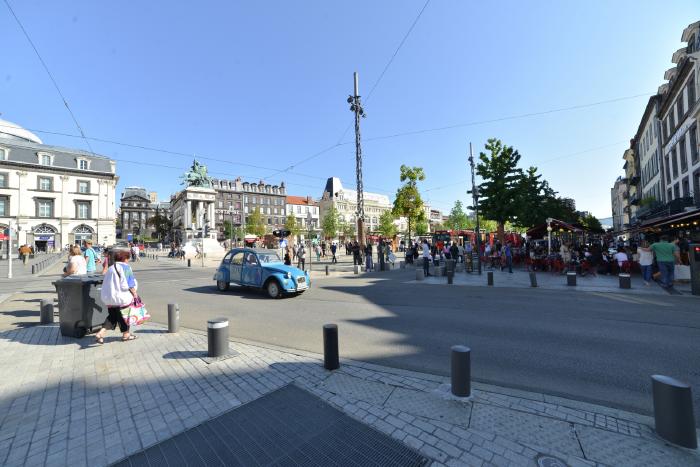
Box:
left=133, top=259, right=700, bottom=422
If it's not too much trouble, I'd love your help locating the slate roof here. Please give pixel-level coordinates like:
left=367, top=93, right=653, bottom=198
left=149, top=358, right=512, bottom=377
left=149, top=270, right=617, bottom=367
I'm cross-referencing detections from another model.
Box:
left=0, top=139, right=114, bottom=173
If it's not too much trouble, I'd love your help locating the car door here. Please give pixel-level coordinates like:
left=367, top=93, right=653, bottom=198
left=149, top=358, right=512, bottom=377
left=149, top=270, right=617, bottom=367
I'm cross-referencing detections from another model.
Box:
left=217, top=250, right=235, bottom=282
left=229, top=251, right=245, bottom=284
left=242, top=252, right=263, bottom=287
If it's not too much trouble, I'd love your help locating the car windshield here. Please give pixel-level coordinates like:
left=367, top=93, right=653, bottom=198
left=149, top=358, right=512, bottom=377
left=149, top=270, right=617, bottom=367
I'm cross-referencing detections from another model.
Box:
left=257, top=252, right=282, bottom=264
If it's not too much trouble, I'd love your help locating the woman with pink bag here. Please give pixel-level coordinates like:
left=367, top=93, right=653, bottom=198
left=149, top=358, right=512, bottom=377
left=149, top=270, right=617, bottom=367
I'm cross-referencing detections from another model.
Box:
left=94, top=249, right=140, bottom=344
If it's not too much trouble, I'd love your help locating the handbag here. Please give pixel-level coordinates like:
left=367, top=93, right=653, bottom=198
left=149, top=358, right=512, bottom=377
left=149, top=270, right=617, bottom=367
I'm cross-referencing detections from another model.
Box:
left=124, top=296, right=151, bottom=327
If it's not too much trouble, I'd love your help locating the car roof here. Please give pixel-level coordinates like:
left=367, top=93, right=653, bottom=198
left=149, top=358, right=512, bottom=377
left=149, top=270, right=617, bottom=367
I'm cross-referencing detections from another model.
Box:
left=231, top=248, right=279, bottom=254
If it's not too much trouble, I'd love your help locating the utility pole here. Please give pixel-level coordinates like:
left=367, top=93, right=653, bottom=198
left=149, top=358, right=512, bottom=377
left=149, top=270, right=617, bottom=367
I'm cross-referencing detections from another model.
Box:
left=348, top=72, right=366, bottom=248
left=468, top=142, right=482, bottom=275
left=7, top=223, right=13, bottom=279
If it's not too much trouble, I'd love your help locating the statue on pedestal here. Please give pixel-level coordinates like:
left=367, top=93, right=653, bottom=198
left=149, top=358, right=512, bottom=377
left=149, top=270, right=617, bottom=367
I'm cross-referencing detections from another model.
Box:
left=181, top=159, right=213, bottom=188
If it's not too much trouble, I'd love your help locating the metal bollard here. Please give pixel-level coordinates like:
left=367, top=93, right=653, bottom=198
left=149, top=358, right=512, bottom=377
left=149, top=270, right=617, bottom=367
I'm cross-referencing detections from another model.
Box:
left=40, top=299, right=54, bottom=324
left=451, top=345, right=471, bottom=397
left=447, top=271, right=453, bottom=284
left=187, top=259, right=191, bottom=268
left=354, top=264, right=360, bottom=274
left=567, top=271, right=577, bottom=286
left=416, top=268, right=424, bottom=281
left=167, top=303, right=179, bottom=333
left=529, top=272, right=538, bottom=287
left=323, top=324, right=340, bottom=370
left=487, top=271, right=494, bottom=286
left=619, top=273, right=631, bottom=289
left=651, top=375, right=697, bottom=449
left=325, top=265, right=329, bottom=276
left=207, top=318, right=229, bottom=358
left=31, top=264, right=36, bottom=275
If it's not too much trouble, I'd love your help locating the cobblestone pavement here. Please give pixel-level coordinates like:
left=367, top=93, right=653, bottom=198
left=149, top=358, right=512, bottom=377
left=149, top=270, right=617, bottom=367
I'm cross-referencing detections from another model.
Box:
left=0, top=324, right=698, bottom=466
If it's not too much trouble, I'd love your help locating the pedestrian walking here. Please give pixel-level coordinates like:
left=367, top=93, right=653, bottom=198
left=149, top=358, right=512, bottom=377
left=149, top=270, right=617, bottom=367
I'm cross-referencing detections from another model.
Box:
left=651, top=235, right=680, bottom=288
left=422, top=239, right=431, bottom=276
left=365, top=242, right=374, bottom=272
left=83, top=240, right=101, bottom=274
left=503, top=242, right=513, bottom=273
left=638, top=241, right=653, bottom=286
left=377, top=240, right=385, bottom=271
left=94, top=249, right=139, bottom=343
left=450, top=242, right=459, bottom=263
left=297, top=243, right=306, bottom=270
left=352, top=240, right=361, bottom=266
left=331, top=243, right=338, bottom=264
left=315, top=243, right=321, bottom=262
left=321, top=242, right=327, bottom=258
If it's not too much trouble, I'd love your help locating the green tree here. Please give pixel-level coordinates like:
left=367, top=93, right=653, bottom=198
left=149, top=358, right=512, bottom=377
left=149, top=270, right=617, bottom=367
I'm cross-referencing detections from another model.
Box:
left=247, top=207, right=266, bottom=238
left=340, top=220, right=356, bottom=238
left=446, top=201, right=469, bottom=230
left=476, top=139, right=523, bottom=242
left=377, top=211, right=398, bottom=238
left=284, top=214, right=302, bottom=237
left=392, top=165, right=428, bottom=241
left=578, top=213, right=604, bottom=233
left=512, top=166, right=549, bottom=229
left=415, top=219, right=429, bottom=236
left=321, top=206, right=340, bottom=239
left=147, top=214, right=173, bottom=241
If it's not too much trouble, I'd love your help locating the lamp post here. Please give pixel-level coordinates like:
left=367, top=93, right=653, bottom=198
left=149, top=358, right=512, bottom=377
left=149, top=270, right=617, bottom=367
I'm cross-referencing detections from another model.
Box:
left=468, top=142, right=482, bottom=275
left=6, top=222, right=14, bottom=279
left=228, top=206, right=235, bottom=248
left=546, top=218, right=553, bottom=255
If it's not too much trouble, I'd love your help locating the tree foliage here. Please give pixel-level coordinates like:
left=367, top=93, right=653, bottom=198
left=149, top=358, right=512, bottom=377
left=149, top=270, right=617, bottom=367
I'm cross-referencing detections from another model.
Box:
left=415, top=219, right=429, bottom=236
left=392, top=165, right=427, bottom=241
left=147, top=214, right=173, bottom=241
left=377, top=211, right=398, bottom=238
left=247, top=208, right=266, bottom=238
left=284, top=214, right=302, bottom=238
left=321, top=206, right=340, bottom=239
left=446, top=201, right=469, bottom=230
left=578, top=213, right=603, bottom=233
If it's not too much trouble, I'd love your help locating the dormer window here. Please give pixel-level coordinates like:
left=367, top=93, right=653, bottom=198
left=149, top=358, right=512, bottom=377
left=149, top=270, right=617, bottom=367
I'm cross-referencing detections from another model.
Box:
left=38, top=152, right=53, bottom=166
left=0, top=147, right=7, bottom=161
left=77, top=159, right=89, bottom=170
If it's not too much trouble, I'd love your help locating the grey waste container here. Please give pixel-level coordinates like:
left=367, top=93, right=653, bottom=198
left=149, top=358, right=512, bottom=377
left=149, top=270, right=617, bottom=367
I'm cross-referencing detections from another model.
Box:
left=53, top=274, right=108, bottom=338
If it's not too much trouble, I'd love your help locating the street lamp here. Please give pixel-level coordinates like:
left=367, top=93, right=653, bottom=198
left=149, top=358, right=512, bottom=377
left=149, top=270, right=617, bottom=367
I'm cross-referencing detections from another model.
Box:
left=6, top=222, right=15, bottom=279
left=546, top=218, right=553, bottom=255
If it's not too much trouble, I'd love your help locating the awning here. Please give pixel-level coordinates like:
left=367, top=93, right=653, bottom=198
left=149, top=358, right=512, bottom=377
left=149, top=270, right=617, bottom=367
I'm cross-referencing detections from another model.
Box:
left=640, top=208, right=700, bottom=228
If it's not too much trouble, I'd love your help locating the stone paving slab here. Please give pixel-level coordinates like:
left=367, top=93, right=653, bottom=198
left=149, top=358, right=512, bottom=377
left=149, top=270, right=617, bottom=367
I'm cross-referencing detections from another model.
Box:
left=0, top=323, right=698, bottom=467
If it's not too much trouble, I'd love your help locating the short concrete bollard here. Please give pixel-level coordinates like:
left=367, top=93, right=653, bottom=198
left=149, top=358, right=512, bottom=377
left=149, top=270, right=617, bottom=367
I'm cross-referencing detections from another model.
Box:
left=353, top=265, right=360, bottom=274
left=451, top=345, right=471, bottom=397
left=567, top=271, right=577, bottom=286
left=416, top=269, right=424, bottom=281
left=651, top=375, right=697, bottom=449
left=323, top=324, right=339, bottom=370
left=619, top=273, right=631, bottom=289
left=487, top=271, right=494, bottom=286
left=529, top=272, right=538, bottom=287
left=167, top=303, right=179, bottom=333
left=207, top=318, right=229, bottom=358
left=40, top=299, right=54, bottom=325
left=325, top=265, right=329, bottom=276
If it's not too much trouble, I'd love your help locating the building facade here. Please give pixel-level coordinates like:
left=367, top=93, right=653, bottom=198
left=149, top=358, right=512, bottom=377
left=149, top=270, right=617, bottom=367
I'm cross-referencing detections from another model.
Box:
left=622, top=146, right=640, bottom=227
left=0, top=119, right=117, bottom=253
left=286, top=195, right=320, bottom=238
left=319, top=177, right=392, bottom=238
left=119, top=187, right=171, bottom=241
left=210, top=177, right=287, bottom=238
left=635, top=95, right=665, bottom=205
left=611, top=176, right=629, bottom=233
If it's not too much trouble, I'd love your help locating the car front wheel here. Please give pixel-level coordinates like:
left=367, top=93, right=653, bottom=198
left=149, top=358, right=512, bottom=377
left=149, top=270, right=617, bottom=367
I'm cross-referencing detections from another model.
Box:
left=266, top=280, right=281, bottom=299
left=216, top=280, right=230, bottom=291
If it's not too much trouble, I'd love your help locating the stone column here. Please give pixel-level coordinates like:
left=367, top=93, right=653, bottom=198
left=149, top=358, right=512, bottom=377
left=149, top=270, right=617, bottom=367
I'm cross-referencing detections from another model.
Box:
left=185, top=199, right=192, bottom=230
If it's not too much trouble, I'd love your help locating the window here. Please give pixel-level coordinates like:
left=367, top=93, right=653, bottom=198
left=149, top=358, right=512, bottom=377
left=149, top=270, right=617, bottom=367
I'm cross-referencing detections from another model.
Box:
left=38, top=177, right=52, bottom=191
left=218, top=201, right=223, bottom=208
left=77, top=181, right=90, bottom=194
left=0, top=197, right=6, bottom=216
left=77, top=202, right=90, bottom=219
left=679, top=136, right=688, bottom=173
left=673, top=183, right=680, bottom=199
left=297, top=206, right=301, bottom=214
left=682, top=177, right=690, bottom=197
left=78, top=159, right=89, bottom=170
left=37, top=199, right=53, bottom=218
left=0, top=148, right=6, bottom=160
left=39, top=153, right=52, bottom=166
left=252, top=196, right=257, bottom=204
left=244, top=195, right=248, bottom=203
left=231, top=252, right=245, bottom=265
left=671, top=148, right=678, bottom=178
left=676, top=97, right=684, bottom=120
left=670, top=106, right=676, bottom=130
left=691, top=125, right=699, bottom=164
left=267, top=217, right=272, bottom=225
left=0, top=173, right=7, bottom=188
left=688, top=74, right=697, bottom=107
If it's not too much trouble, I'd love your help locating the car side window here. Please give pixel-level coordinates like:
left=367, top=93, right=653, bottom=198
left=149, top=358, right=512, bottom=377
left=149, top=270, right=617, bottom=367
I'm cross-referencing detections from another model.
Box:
left=246, top=254, right=259, bottom=266
left=222, top=251, right=235, bottom=264
left=231, top=252, right=245, bottom=265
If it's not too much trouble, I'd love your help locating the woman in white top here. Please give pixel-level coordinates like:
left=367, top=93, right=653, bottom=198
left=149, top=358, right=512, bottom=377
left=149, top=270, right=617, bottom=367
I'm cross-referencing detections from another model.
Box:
left=637, top=241, right=654, bottom=286
left=613, top=248, right=629, bottom=270
left=64, top=245, right=87, bottom=276
left=94, top=249, right=138, bottom=343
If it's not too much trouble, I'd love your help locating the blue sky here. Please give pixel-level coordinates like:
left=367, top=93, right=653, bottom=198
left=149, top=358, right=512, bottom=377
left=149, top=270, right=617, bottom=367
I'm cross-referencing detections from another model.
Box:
left=1, top=1, right=697, bottom=218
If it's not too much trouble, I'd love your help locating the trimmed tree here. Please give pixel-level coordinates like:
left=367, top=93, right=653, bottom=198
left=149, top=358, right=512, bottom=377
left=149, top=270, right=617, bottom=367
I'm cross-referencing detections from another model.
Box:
left=321, top=205, right=340, bottom=240
left=392, top=165, right=427, bottom=242
left=377, top=210, right=398, bottom=238
left=446, top=200, right=469, bottom=231
left=476, top=138, right=523, bottom=243
left=247, top=207, right=266, bottom=238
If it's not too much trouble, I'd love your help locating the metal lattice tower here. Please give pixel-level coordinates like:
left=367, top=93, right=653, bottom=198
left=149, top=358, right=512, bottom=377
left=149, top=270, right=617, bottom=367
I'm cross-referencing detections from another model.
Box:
left=349, top=72, right=366, bottom=246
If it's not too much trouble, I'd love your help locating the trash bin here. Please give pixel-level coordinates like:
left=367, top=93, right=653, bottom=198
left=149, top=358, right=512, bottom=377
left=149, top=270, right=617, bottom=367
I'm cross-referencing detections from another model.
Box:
left=53, top=274, right=108, bottom=338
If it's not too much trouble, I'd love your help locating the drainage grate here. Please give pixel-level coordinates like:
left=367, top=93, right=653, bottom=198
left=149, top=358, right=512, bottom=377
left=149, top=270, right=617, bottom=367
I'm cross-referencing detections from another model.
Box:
left=113, top=384, right=429, bottom=466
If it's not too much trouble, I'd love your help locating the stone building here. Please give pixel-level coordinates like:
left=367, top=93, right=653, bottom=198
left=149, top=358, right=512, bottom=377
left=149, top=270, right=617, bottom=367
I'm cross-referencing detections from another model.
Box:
left=119, top=187, right=171, bottom=241
left=286, top=195, right=320, bottom=239
left=319, top=177, right=392, bottom=238
left=0, top=119, right=117, bottom=253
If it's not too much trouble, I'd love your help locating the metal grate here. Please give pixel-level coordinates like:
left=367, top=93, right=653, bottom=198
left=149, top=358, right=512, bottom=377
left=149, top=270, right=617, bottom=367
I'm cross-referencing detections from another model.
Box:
left=113, top=384, right=429, bottom=467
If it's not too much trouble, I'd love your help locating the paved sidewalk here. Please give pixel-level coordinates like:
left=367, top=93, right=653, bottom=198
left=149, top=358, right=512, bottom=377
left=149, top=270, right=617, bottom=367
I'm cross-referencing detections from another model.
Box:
left=0, top=324, right=697, bottom=466
left=410, top=266, right=695, bottom=296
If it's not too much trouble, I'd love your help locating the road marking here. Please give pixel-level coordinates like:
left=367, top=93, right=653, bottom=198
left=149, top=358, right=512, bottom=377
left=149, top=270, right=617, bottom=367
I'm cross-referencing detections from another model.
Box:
left=588, top=292, right=672, bottom=307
